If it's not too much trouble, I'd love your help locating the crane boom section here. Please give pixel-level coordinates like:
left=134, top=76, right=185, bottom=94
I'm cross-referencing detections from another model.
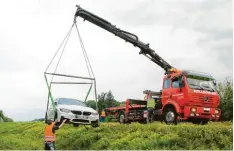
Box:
left=74, top=5, right=173, bottom=72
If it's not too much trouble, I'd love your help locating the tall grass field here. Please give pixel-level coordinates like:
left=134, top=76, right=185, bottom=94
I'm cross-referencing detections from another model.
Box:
left=0, top=121, right=232, bottom=150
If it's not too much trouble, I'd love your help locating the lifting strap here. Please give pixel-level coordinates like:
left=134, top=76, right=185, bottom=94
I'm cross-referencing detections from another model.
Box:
left=44, top=24, right=74, bottom=117
left=44, top=74, right=56, bottom=112
left=84, top=83, right=93, bottom=103
left=44, top=21, right=99, bottom=122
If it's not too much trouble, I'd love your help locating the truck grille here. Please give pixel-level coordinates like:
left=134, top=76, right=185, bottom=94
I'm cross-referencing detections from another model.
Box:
left=83, top=112, right=91, bottom=116
left=71, top=111, right=82, bottom=115
left=188, top=93, right=218, bottom=107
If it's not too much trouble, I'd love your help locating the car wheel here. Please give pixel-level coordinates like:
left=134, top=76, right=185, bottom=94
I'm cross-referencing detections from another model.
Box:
left=54, top=112, right=61, bottom=126
left=45, top=113, right=48, bottom=124
left=73, top=123, right=79, bottom=127
left=54, top=112, right=58, bottom=121
left=91, top=120, right=99, bottom=128
left=163, top=107, right=177, bottom=125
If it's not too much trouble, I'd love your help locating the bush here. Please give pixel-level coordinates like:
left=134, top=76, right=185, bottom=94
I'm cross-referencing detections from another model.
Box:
left=104, top=115, right=113, bottom=122
left=217, top=78, right=233, bottom=121
left=0, top=121, right=232, bottom=150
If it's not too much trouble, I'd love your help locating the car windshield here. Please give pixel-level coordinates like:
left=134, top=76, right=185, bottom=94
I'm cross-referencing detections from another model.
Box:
left=58, top=98, right=86, bottom=106
left=186, top=75, right=216, bottom=92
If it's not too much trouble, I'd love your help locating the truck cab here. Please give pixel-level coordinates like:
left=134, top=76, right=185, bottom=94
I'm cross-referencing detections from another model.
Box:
left=161, top=70, right=220, bottom=124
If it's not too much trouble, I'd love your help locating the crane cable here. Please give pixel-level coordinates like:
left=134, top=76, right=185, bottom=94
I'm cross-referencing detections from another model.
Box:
left=45, top=24, right=74, bottom=120
left=74, top=23, right=96, bottom=104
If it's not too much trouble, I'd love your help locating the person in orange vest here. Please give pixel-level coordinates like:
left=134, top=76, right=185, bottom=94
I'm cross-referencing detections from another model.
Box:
left=44, top=118, right=67, bottom=150
left=100, top=110, right=106, bottom=122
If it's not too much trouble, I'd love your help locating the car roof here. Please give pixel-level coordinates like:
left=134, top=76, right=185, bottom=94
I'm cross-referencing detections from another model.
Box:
left=55, top=98, right=83, bottom=102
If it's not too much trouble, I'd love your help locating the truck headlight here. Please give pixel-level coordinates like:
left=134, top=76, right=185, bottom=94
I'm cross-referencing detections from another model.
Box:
left=191, top=107, right=197, bottom=112
left=215, top=110, right=219, bottom=114
left=60, top=108, right=71, bottom=113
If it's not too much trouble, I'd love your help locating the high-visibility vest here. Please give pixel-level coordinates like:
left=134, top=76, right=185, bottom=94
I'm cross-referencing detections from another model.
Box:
left=44, top=122, right=56, bottom=142
left=147, top=99, right=156, bottom=108
left=101, top=111, right=106, bottom=117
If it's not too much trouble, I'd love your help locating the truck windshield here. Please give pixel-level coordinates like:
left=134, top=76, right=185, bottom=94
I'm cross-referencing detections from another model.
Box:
left=186, top=75, right=216, bottom=92
left=58, top=98, right=86, bottom=106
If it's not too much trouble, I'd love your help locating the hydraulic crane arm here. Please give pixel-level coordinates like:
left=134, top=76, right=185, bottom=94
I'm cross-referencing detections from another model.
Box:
left=74, top=5, right=175, bottom=73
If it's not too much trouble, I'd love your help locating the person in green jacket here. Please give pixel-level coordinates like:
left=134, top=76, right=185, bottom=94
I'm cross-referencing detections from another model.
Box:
left=147, top=98, right=156, bottom=123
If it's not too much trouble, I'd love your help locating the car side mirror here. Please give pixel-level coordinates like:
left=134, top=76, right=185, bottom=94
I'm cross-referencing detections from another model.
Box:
left=54, top=102, right=57, bottom=105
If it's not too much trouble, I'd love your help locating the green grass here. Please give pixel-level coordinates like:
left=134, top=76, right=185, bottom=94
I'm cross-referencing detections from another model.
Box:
left=0, top=121, right=232, bottom=150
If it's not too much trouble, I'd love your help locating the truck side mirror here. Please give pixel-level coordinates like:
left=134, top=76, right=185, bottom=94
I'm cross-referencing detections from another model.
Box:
left=179, top=81, right=184, bottom=88
left=178, top=75, right=185, bottom=88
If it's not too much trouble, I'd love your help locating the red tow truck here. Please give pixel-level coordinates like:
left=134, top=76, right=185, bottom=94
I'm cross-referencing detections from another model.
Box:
left=105, top=70, right=221, bottom=124
left=74, top=6, right=221, bottom=124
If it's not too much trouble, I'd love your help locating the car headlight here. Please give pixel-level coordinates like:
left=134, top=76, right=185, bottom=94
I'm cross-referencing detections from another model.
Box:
left=191, top=107, right=197, bottom=112
left=215, top=110, right=219, bottom=114
left=91, top=112, right=99, bottom=115
left=60, top=108, right=71, bottom=113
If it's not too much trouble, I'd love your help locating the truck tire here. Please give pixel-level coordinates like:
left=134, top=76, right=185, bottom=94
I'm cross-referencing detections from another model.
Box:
left=119, top=112, right=125, bottom=124
left=163, top=107, right=177, bottom=125
left=202, top=120, right=209, bottom=125
left=138, top=119, right=147, bottom=124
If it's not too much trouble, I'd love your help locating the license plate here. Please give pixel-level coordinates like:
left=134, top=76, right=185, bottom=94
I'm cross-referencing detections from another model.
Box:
left=204, top=108, right=210, bottom=111
left=83, top=116, right=88, bottom=119
left=75, top=115, right=88, bottom=119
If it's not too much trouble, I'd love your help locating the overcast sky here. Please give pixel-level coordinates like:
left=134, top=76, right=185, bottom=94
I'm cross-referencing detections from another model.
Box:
left=0, top=0, right=232, bottom=121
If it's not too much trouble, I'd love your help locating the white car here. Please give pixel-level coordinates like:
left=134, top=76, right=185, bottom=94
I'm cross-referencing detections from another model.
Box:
left=46, top=98, right=99, bottom=127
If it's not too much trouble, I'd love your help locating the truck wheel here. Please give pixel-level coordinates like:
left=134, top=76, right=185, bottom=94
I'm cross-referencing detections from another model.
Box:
left=138, top=119, right=147, bottom=124
left=202, top=120, right=209, bottom=125
left=164, top=107, right=177, bottom=125
left=73, top=123, right=79, bottom=127
left=119, top=113, right=125, bottom=124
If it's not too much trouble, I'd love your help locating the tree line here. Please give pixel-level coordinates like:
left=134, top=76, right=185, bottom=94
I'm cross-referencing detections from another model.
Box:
left=0, top=110, right=13, bottom=122
left=217, top=78, right=233, bottom=121
left=86, top=90, right=123, bottom=114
